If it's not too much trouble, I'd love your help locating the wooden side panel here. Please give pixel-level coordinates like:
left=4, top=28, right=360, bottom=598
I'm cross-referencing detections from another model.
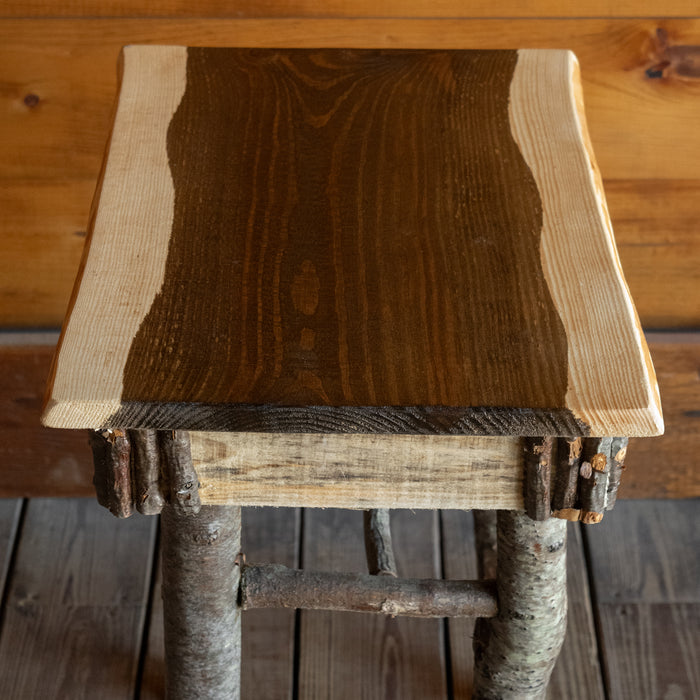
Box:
left=192, top=432, right=524, bottom=510
left=0, top=499, right=156, bottom=699
left=585, top=500, right=700, bottom=698
left=298, top=508, right=448, bottom=698
left=2, top=0, right=697, bottom=18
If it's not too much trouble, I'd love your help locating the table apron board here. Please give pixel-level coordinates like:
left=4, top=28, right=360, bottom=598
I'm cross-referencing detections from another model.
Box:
left=192, top=432, right=525, bottom=510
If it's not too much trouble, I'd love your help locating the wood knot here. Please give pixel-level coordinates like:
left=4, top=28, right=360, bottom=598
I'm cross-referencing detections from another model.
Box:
left=646, top=27, right=700, bottom=80
left=23, top=93, right=40, bottom=108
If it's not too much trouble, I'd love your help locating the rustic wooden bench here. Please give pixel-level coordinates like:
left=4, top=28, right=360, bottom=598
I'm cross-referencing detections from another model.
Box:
left=42, top=46, right=662, bottom=699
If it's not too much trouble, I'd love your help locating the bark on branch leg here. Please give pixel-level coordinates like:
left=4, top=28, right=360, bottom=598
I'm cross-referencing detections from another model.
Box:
left=473, top=510, right=567, bottom=699
left=161, top=505, right=242, bottom=700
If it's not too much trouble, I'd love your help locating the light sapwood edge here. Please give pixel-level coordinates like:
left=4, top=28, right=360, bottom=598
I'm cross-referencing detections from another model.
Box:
left=190, top=432, right=525, bottom=510
left=510, top=49, right=663, bottom=438
left=43, top=45, right=188, bottom=427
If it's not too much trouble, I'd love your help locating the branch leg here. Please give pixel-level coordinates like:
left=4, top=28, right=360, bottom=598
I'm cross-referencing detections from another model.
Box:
left=473, top=510, right=567, bottom=699
left=161, top=505, right=242, bottom=700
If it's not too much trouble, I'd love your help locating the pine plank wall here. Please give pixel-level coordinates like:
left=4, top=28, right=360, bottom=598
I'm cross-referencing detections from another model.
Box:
left=0, top=1, right=697, bottom=497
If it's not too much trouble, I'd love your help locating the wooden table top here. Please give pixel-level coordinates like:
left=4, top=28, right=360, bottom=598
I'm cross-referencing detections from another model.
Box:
left=43, top=46, right=662, bottom=437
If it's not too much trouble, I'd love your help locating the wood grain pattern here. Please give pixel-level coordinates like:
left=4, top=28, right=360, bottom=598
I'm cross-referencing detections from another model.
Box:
left=298, top=508, right=448, bottom=698
left=42, top=46, right=661, bottom=437
left=0, top=499, right=156, bottom=699
left=3, top=19, right=700, bottom=182
left=4, top=178, right=698, bottom=330
left=3, top=19, right=700, bottom=330
left=192, top=432, right=524, bottom=509
left=0, top=339, right=694, bottom=499
left=625, top=334, right=700, bottom=499
left=585, top=500, right=700, bottom=698
left=3, top=0, right=697, bottom=18
left=547, top=524, right=606, bottom=700
left=510, top=49, right=661, bottom=437
left=598, top=603, right=700, bottom=699
left=47, top=45, right=187, bottom=427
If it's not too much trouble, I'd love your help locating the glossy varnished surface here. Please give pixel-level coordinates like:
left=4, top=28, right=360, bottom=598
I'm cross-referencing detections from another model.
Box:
left=43, top=47, right=662, bottom=436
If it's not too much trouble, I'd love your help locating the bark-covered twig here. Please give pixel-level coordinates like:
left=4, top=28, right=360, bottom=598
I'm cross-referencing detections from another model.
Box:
left=158, top=430, right=201, bottom=515
left=523, top=437, right=553, bottom=521
left=129, top=429, right=166, bottom=515
left=552, top=437, right=582, bottom=521
left=89, top=429, right=133, bottom=518
left=363, top=509, right=397, bottom=576
left=580, top=437, right=613, bottom=524
left=240, top=564, right=498, bottom=618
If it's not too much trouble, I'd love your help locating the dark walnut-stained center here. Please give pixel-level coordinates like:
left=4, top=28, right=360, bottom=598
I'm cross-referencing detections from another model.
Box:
left=119, top=48, right=572, bottom=432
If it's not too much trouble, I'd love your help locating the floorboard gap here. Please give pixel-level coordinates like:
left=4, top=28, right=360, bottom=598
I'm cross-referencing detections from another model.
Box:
left=0, top=499, right=27, bottom=639
left=291, top=508, right=306, bottom=700
left=580, top=522, right=611, bottom=700
left=438, top=510, right=455, bottom=699
left=134, top=517, right=161, bottom=700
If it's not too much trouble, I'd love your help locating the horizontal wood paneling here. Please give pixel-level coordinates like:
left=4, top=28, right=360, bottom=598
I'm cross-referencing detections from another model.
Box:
left=3, top=0, right=699, bottom=18
left=0, top=180, right=93, bottom=327
left=0, top=343, right=93, bottom=498
left=1, top=19, right=698, bottom=328
left=1, top=19, right=699, bottom=182
left=608, top=180, right=700, bottom=329
left=0, top=338, right=697, bottom=499
left=625, top=334, right=700, bottom=499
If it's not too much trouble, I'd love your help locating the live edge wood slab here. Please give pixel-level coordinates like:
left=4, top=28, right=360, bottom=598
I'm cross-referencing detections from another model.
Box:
left=43, top=46, right=662, bottom=441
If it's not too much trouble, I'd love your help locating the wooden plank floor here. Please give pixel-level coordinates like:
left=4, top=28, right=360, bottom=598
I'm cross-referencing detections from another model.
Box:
left=0, top=500, right=697, bottom=699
